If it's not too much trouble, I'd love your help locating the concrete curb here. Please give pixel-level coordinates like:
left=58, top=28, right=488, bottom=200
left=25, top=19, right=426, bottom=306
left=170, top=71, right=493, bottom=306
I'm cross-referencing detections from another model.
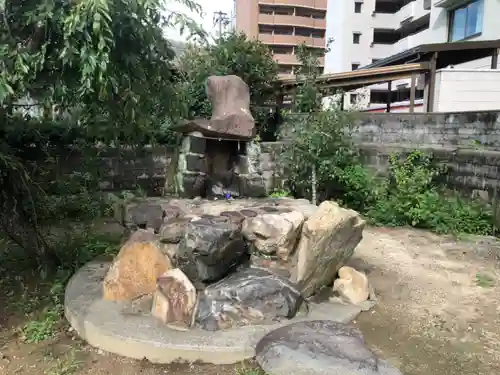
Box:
left=65, top=261, right=362, bottom=364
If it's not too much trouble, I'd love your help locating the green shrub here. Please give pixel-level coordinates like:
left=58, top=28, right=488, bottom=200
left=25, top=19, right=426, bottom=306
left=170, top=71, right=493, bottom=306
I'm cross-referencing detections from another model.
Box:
left=366, top=151, right=493, bottom=235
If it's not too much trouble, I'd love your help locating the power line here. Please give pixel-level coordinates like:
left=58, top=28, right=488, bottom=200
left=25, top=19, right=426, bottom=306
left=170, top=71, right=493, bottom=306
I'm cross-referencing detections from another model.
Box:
left=213, top=10, right=230, bottom=38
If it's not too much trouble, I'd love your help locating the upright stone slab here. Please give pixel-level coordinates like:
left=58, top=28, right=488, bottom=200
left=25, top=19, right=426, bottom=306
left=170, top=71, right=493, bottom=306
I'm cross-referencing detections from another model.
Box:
left=255, top=320, right=403, bottom=375
left=293, top=201, right=365, bottom=298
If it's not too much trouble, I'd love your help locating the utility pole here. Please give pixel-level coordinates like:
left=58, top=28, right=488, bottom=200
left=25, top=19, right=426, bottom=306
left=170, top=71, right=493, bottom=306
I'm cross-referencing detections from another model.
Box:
left=213, top=10, right=230, bottom=38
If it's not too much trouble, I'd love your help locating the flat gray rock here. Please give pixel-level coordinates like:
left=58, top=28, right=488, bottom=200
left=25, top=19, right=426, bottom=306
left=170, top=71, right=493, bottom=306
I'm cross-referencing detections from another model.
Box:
left=195, top=267, right=304, bottom=331
left=255, top=320, right=402, bottom=375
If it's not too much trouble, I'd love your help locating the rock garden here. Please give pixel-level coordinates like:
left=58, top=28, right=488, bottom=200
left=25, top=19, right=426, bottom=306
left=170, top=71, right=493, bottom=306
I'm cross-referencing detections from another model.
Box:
left=65, top=196, right=396, bottom=374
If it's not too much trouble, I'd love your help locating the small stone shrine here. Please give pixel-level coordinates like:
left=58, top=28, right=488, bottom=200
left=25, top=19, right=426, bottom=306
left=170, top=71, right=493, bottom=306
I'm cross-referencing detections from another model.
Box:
left=171, top=75, right=266, bottom=199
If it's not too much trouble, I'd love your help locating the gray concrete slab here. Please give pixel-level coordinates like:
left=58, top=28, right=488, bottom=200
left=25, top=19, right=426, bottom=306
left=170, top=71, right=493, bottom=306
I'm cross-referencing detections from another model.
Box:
left=65, top=261, right=362, bottom=364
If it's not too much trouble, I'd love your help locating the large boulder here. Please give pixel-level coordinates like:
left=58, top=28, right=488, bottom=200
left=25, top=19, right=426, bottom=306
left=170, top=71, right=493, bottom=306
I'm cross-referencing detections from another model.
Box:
left=195, top=267, right=305, bottom=331
left=293, top=201, right=365, bottom=298
left=255, top=320, right=403, bottom=375
left=102, top=229, right=173, bottom=301
left=151, top=268, right=197, bottom=331
left=176, top=216, right=248, bottom=287
left=243, top=211, right=304, bottom=259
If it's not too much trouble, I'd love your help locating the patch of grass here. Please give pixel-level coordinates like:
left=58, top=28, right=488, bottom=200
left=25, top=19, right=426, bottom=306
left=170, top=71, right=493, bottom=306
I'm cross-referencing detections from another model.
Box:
left=234, top=364, right=265, bottom=375
left=269, top=189, right=290, bottom=198
left=6, top=231, right=121, bottom=343
left=475, top=272, right=495, bottom=288
left=46, top=350, right=83, bottom=375
left=20, top=280, right=65, bottom=343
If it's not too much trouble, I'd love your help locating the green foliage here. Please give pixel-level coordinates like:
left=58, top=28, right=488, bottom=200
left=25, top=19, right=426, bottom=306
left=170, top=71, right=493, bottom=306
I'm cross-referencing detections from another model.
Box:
left=282, top=110, right=373, bottom=210
left=0, top=0, right=204, bottom=264
left=282, top=45, right=494, bottom=236
left=21, top=281, right=64, bottom=343
left=367, top=151, right=493, bottom=235
left=282, top=43, right=371, bottom=210
left=234, top=364, right=265, bottom=375
left=2, top=230, right=121, bottom=342
left=294, top=44, right=325, bottom=113
left=177, top=32, right=278, bottom=127
left=269, top=189, right=290, bottom=198
left=47, top=350, right=83, bottom=375
left=475, top=272, right=495, bottom=288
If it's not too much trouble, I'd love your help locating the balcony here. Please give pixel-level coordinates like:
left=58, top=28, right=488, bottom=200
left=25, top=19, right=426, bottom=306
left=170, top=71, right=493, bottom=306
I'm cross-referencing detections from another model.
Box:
left=259, top=33, right=326, bottom=48
left=274, top=53, right=324, bottom=65
left=274, top=54, right=301, bottom=65
left=398, top=0, right=430, bottom=26
left=372, top=28, right=430, bottom=57
left=372, top=0, right=431, bottom=32
left=258, top=0, right=328, bottom=10
left=278, top=73, right=295, bottom=80
left=370, top=43, right=394, bottom=59
left=371, top=12, right=397, bottom=30
left=258, top=13, right=326, bottom=29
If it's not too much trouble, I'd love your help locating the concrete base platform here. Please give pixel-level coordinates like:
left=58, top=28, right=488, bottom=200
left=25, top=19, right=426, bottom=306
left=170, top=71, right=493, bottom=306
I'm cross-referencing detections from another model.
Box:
left=65, top=261, right=363, bottom=364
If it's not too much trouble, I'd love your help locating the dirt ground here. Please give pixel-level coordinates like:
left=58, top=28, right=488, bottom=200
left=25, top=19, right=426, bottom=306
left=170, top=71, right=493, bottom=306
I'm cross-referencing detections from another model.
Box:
left=1, top=226, right=500, bottom=375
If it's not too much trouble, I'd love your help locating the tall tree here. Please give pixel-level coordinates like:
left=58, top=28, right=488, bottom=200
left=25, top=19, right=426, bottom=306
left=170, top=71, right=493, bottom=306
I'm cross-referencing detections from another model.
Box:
left=0, top=0, right=205, bottom=264
left=176, top=32, right=278, bottom=131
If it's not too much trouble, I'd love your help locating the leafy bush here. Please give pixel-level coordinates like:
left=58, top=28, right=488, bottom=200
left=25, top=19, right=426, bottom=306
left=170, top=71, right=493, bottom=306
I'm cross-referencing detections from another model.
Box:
left=367, top=151, right=493, bottom=235
left=176, top=32, right=278, bottom=130
left=282, top=110, right=373, bottom=211
left=280, top=42, right=495, bottom=236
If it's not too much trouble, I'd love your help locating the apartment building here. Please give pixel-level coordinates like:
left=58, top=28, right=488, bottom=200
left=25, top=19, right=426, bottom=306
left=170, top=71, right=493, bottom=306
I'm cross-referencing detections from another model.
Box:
left=235, top=0, right=328, bottom=78
left=325, top=0, right=500, bottom=111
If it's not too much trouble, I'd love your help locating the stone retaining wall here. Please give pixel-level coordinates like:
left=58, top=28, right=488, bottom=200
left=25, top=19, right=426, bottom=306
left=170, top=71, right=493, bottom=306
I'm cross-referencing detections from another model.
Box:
left=56, top=111, right=500, bottom=198
left=277, top=111, right=500, bottom=197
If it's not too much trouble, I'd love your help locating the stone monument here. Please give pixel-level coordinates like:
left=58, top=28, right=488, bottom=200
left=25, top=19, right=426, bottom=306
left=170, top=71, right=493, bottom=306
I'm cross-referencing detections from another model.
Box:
left=171, top=75, right=266, bottom=199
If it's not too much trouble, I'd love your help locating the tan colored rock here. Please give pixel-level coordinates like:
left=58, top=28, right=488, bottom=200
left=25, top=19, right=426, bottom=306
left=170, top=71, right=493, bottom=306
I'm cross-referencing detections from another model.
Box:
left=151, top=268, right=197, bottom=331
left=172, top=75, right=256, bottom=140
left=103, top=230, right=173, bottom=301
left=277, top=211, right=305, bottom=260
left=332, top=266, right=370, bottom=305
left=293, top=201, right=365, bottom=298
left=243, top=211, right=304, bottom=258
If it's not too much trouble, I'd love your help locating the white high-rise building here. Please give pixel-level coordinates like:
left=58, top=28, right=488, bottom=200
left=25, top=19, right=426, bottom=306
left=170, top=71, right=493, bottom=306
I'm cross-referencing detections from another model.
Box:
left=325, top=0, right=500, bottom=111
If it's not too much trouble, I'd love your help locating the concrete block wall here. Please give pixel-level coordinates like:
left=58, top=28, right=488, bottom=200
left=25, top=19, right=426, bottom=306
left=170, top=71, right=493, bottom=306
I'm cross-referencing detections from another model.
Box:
left=280, top=111, right=500, bottom=197
left=56, top=111, right=500, bottom=199
left=355, top=112, right=500, bottom=148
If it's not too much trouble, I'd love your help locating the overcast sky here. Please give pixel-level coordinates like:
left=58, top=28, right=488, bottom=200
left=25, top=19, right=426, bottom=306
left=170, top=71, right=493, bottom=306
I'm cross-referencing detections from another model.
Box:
left=163, top=0, right=235, bottom=42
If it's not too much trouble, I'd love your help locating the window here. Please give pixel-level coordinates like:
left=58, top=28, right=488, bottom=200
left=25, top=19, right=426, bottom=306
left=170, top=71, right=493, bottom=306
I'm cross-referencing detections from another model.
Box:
left=259, top=25, right=273, bottom=34
left=295, top=27, right=312, bottom=37
left=448, top=0, right=484, bottom=42
left=271, top=45, right=294, bottom=55
left=354, top=2, right=362, bottom=13
left=278, top=65, right=294, bottom=75
left=259, top=5, right=274, bottom=15
left=311, top=29, right=325, bottom=38
left=273, top=25, right=293, bottom=35
left=350, top=93, right=358, bottom=105
left=353, top=32, right=361, bottom=44
left=274, top=6, right=294, bottom=16
left=351, top=63, right=360, bottom=70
